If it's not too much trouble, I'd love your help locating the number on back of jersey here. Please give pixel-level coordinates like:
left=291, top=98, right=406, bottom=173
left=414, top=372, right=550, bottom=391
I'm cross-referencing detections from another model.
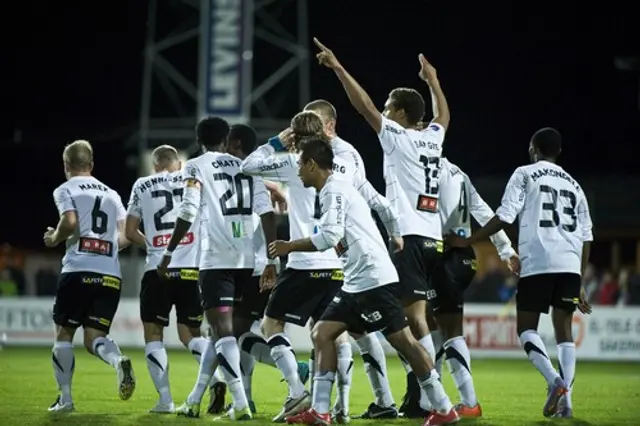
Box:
left=417, top=155, right=441, bottom=213
left=538, top=185, right=577, bottom=232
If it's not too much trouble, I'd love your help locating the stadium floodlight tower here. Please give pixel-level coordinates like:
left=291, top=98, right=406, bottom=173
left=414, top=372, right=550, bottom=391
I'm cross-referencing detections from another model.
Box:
left=135, top=0, right=311, bottom=176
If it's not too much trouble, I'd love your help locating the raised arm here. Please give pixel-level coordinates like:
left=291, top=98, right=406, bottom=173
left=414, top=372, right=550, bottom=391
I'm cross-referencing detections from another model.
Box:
left=418, top=54, right=450, bottom=130
left=240, top=129, right=298, bottom=182
left=314, top=38, right=382, bottom=134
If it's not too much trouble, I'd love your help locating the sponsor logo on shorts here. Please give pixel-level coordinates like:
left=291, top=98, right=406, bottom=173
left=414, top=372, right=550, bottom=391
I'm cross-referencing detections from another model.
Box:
left=308, top=270, right=344, bottom=281
left=463, top=259, right=478, bottom=271
left=163, top=269, right=199, bottom=281
left=82, top=275, right=121, bottom=290
left=423, top=239, right=444, bottom=253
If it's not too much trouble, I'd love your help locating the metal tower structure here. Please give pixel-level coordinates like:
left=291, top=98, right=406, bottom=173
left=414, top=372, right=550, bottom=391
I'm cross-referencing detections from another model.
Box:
left=133, top=0, right=310, bottom=171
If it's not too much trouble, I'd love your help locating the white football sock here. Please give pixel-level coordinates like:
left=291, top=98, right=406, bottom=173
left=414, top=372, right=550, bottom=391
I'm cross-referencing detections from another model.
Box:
left=309, top=349, right=315, bottom=398
left=444, top=336, right=477, bottom=407
left=519, top=330, right=560, bottom=386
left=52, top=341, right=75, bottom=405
left=92, top=337, right=122, bottom=368
left=418, top=370, right=453, bottom=415
left=240, top=349, right=256, bottom=402
left=145, top=341, right=172, bottom=405
left=188, top=336, right=208, bottom=364
left=355, top=334, right=394, bottom=408
left=334, top=342, right=353, bottom=414
left=557, top=342, right=576, bottom=408
left=187, top=339, right=218, bottom=405
left=268, top=333, right=305, bottom=398
left=215, top=336, right=248, bottom=410
left=239, top=332, right=276, bottom=367
left=311, top=371, right=335, bottom=415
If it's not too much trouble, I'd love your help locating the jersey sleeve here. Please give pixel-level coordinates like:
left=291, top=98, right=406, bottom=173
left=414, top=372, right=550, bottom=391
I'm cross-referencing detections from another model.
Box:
left=310, top=185, right=347, bottom=251
left=53, top=186, right=75, bottom=215
left=252, top=176, right=274, bottom=216
left=495, top=167, right=528, bottom=225
left=240, top=144, right=297, bottom=182
left=126, top=181, right=142, bottom=218
left=576, top=192, right=593, bottom=242
left=356, top=179, right=401, bottom=237
left=377, top=115, right=405, bottom=155
left=184, top=159, right=204, bottom=184
left=466, top=176, right=516, bottom=259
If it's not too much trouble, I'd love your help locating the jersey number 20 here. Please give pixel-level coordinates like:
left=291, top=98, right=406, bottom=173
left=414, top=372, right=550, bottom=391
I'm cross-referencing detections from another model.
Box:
left=214, top=173, right=254, bottom=216
left=539, top=185, right=577, bottom=232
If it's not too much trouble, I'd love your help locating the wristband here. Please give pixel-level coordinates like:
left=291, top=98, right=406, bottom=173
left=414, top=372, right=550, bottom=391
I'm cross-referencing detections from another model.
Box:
left=163, top=248, right=174, bottom=257
left=266, top=257, right=280, bottom=265
left=268, top=136, right=286, bottom=152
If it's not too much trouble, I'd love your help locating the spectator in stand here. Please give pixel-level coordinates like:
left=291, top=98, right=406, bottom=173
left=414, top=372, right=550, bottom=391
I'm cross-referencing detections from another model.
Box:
left=627, top=269, right=640, bottom=305
left=597, top=271, right=619, bottom=305
left=616, top=269, right=629, bottom=306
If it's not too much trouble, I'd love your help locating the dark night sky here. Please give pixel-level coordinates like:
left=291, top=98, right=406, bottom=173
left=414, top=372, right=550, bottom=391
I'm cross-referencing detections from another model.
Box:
left=5, top=0, right=639, bottom=248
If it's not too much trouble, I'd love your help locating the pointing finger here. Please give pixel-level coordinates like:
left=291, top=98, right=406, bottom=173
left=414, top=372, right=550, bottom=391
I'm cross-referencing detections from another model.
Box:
left=313, top=37, right=329, bottom=52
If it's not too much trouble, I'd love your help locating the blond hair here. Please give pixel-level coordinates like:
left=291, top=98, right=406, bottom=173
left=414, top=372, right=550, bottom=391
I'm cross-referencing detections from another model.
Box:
left=291, top=111, right=328, bottom=149
left=152, top=144, right=179, bottom=166
left=63, top=140, right=93, bottom=171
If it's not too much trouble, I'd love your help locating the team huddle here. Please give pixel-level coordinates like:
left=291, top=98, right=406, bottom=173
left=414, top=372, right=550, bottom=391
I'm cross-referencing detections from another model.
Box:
left=44, top=39, right=593, bottom=426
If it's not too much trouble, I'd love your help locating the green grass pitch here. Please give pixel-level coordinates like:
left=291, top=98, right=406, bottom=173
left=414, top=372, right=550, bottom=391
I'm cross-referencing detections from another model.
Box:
left=0, top=347, right=638, bottom=425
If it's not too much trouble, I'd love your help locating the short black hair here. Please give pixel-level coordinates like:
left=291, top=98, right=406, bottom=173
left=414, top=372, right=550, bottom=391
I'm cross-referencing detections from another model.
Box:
left=196, top=116, right=230, bottom=149
left=389, top=88, right=425, bottom=125
left=531, top=127, right=562, bottom=158
left=229, top=124, right=258, bottom=155
left=300, top=138, right=334, bottom=170
left=304, top=99, right=337, bottom=121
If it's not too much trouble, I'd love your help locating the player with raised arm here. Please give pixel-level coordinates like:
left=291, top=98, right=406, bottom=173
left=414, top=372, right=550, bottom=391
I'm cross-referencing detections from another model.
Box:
left=163, top=117, right=277, bottom=421
left=447, top=128, right=593, bottom=419
left=125, top=145, right=205, bottom=413
left=270, top=139, right=459, bottom=426
left=242, top=111, right=400, bottom=423
left=45, top=140, right=136, bottom=412
left=314, top=38, right=451, bottom=416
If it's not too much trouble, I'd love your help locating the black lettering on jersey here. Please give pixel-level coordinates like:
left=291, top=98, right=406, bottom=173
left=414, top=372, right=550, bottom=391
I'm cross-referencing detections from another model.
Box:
left=458, top=181, right=469, bottom=223
left=79, top=183, right=108, bottom=192
left=212, top=159, right=241, bottom=169
left=385, top=125, right=402, bottom=135
left=313, top=193, right=322, bottom=219
left=152, top=188, right=184, bottom=230
left=413, top=140, right=440, bottom=150
left=259, top=159, right=291, bottom=172
left=538, top=185, right=577, bottom=232
left=138, top=174, right=183, bottom=194
left=332, top=163, right=346, bottom=174
left=530, top=168, right=580, bottom=192
left=335, top=195, right=343, bottom=225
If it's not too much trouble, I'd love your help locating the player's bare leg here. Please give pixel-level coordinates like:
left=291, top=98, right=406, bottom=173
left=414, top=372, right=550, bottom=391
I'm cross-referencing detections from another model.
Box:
left=351, top=332, right=398, bottom=420
left=385, top=327, right=459, bottom=426
left=143, top=322, right=174, bottom=413
left=435, top=313, right=481, bottom=418
left=49, top=325, right=77, bottom=413
left=551, top=307, right=576, bottom=419
left=517, top=311, right=567, bottom=418
left=262, top=316, right=311, bottom=422
left=84, top=326, right=135, bottom=401
left=398, top=299, right=436, bottom=417
left=287, top=320, right=345, bottom=425
left=331, top=331, right=354, bottom=424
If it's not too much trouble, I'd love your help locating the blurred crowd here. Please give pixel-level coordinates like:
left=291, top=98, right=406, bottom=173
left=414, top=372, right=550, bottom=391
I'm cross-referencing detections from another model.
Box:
left=2, top=233, right=640, bottom=306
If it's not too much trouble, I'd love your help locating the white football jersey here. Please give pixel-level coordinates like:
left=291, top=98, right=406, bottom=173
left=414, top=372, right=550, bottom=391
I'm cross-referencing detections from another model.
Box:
left=185, top=151, right=273, bottom=270
left=331, top=136, right=400, bottom=237
left=252, top=213, right=267, bottom=277
left=53, top=176, right=126, bottom=277
left=127, top=170, right=200, bottom=272
left=439, top=158, right=516, bottom=260
left=311, top=175, right=398, bottom=293
left=496, top=160, right=593, bottom=277
left=378, top=115, right=445, bottom=240
left=240, top=144, right=342, bottom=271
